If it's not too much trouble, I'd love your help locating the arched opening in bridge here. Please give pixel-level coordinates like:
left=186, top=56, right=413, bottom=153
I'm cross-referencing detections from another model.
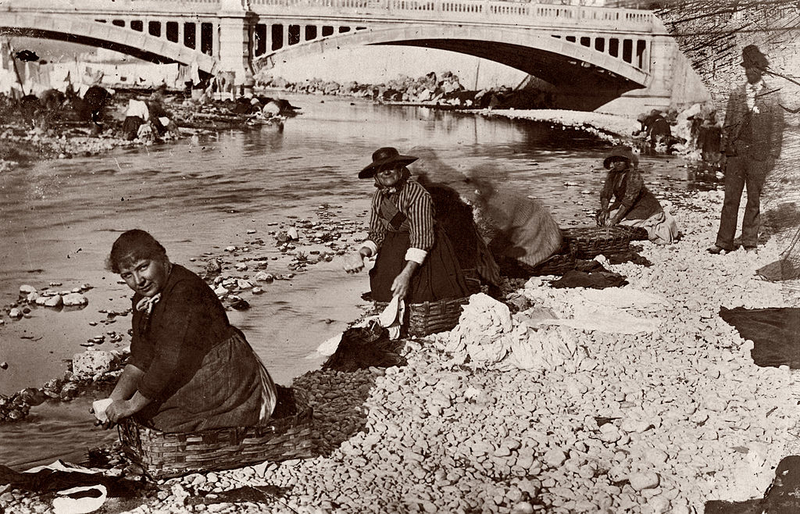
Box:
left=254, top=23, right=366, bottom=57
left=97, top=18, right=215, bottom=57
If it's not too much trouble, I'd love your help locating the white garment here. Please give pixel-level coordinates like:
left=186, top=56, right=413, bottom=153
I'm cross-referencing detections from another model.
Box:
left=378, top=295, right=406, bottom=340
left=125, top=99, right=150, bottom=120
left=746, top=81, right=764, bottom=112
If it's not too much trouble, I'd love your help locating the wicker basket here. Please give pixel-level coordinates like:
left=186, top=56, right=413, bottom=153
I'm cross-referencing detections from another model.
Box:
left=407, top=297, right=469, bottom=337
left=375, top=296, right=469, bottom=337
left=617, top=225, right=650, bottom=241
left=118, top=389, right=314, bottom=479
left=561, top=226, right=632, bottom=259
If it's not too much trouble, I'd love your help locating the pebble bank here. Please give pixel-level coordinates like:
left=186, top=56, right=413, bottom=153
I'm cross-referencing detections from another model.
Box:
left=2, top=183, right=799, bottom=514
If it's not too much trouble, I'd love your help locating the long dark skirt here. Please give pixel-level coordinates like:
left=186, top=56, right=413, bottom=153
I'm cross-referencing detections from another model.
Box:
left=135, top=329, right=276, bottom=433
left=369, top=226, right=469, bottom=303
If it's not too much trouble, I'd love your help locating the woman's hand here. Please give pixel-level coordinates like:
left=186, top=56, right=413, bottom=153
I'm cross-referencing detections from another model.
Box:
left=343, top=252, right=365, bottom=273
left=596, top=209, right=609, bottom=227
left=391, top=271, right=412, bottom=300
left=101, top=399, right=134, bottom=428
left=605, top=214, right=622, bottom=227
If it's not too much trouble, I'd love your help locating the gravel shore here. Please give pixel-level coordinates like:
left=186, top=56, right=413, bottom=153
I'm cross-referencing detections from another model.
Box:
left=3, top=181, right=799, bottom=514
left=2, top=97, right=798, bottom=513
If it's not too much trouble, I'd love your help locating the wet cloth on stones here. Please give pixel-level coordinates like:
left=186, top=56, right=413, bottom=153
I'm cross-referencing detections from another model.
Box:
left=532, top=285, right=665, bottom=334
left=719, top=306, right=800, bottom=368
left=0, top=460, right=150, bottom=497
left=538, top=301, right=661, bottom=335
left=706, top=455, right=800, bottom=513
left=549, top=269, right=628, bottom=289
left=321, top=320, right=406, bottom=372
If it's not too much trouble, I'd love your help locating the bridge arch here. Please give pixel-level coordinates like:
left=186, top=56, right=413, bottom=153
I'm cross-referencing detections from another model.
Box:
left=254, top=23, right=651, bottom=92
left=0, top=12, right=218, bottom=75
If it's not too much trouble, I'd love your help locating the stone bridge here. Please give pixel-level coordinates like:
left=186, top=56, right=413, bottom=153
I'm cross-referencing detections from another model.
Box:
left=0, top=0, right=676, bottom=108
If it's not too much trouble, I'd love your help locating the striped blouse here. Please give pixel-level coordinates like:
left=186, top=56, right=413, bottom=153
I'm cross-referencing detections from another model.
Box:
left=364, top=178, right=435, bottom=264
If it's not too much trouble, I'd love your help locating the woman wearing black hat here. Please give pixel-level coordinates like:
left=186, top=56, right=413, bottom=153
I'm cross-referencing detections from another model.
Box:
left=344, top=147, right=469, bottom=304
left=596, top=145, right=679, bottom=244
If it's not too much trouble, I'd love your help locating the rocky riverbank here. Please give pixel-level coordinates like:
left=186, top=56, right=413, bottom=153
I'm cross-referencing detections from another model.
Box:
left=2, top=182, right=798, bottom=513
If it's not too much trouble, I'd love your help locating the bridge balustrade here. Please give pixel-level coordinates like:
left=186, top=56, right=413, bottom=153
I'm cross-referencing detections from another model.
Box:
left=247, top=0, right=654, bottom=30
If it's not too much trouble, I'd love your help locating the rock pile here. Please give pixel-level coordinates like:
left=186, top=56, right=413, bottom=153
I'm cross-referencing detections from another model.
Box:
left=4, top=283, right=90, bottom=320
left=258, top=72, right=554, bottom=110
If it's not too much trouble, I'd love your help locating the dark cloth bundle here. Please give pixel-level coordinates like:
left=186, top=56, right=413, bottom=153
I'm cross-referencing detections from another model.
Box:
left=322, top=322, right=407, bottom=372
left=719, top=306, right=800, bottom=368
left=549, top=269, right=628, bottom=289
left=0, top=464, right=151, bottom=496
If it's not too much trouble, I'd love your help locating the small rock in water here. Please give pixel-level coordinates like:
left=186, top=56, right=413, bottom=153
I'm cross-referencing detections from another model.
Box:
left=0, top=362, right=7, bottom=370
left=62, top=293, right=88, bottom=307
left=228, top=297, right=250, bottom=311
left=44, top=295, right=63, bottom=308
left=19, top=285, right=37, bottom=296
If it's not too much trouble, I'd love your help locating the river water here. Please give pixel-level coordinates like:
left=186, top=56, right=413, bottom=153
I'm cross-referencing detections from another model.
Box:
left=0, top=93, right=692, bottom=470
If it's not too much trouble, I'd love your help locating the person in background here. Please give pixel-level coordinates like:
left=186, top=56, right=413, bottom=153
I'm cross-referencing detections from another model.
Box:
left=343, top=147, right=469, bottom=304
left=596, top=145, right=679, bottom=245
left=102, top=229, right=277, bottom=432
left=707, top=44, right=784, bottom=255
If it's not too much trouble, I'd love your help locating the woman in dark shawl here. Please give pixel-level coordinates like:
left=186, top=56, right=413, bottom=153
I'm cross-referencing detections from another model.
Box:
left=103, top=229, right=277, bottom=433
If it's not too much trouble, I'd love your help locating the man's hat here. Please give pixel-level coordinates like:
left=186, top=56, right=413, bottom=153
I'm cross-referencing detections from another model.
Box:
left=741, top=45, right=769, bottom=71
left=358, top=147, right=418, bottom=179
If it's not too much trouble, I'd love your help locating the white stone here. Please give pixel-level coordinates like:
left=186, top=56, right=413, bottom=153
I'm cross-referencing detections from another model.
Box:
left=72, top=350, right=116, bottom=378
left=44, top=295, right=63, bottom=308
left=543, top=448, right=567, bottom=467
left=629, top=472, right=660, bottom=491
left=62, top=293, right=88, bottom=307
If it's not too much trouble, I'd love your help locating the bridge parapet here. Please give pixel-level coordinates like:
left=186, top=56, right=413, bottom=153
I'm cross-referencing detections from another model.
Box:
left=8, top=0, right=658, bottom=33
left=249, top=0, right=658, bottom=32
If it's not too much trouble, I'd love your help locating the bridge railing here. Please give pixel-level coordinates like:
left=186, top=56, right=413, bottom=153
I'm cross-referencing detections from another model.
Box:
left=249, top=0, right=656, bottom=31
left=8, top=0, right=656, bottom=31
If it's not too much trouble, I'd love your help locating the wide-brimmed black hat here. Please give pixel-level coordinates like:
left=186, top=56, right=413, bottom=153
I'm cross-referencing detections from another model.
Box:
left=358, top=147, right=418, bottom=179
left=741, top=44, right=769, bottom=71
left=603, top=146, right=636, bottom=169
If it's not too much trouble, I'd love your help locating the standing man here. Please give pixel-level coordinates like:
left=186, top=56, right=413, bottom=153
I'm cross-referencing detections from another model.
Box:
left=708, top=45, right=784, bottom=254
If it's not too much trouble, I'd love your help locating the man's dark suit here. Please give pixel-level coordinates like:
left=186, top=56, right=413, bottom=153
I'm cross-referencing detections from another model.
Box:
left=715, top=79, right=784, bottom=250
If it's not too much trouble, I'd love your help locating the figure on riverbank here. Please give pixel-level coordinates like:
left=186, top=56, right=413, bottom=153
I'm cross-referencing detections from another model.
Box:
left=708, top=45, right=784, bottom=255
left=596, top=145, right=679, bottom=245
left=102, top=229, right=277, bottom=432
left=343, top=147, right=470, bottom=304
left=467, top=169, right=563, bottom=277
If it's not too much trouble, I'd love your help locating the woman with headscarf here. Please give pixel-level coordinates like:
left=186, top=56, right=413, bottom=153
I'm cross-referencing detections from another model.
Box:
left=344, top=147, right=469, bottom=304
left=102, top=229, right=277, bottom=433
left=596, top=145, right=679, bottom=244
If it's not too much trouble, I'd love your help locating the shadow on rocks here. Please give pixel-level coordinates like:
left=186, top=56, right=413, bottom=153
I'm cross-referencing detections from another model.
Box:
left=293, top=366, right=385, bottom=457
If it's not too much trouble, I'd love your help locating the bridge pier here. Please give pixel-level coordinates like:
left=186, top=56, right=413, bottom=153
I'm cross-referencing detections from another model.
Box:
left=217, top=0, right=256, bottom=90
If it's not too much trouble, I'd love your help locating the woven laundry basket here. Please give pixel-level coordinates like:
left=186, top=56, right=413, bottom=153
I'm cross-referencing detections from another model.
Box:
left=118, top=388, right=313, bottom=479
